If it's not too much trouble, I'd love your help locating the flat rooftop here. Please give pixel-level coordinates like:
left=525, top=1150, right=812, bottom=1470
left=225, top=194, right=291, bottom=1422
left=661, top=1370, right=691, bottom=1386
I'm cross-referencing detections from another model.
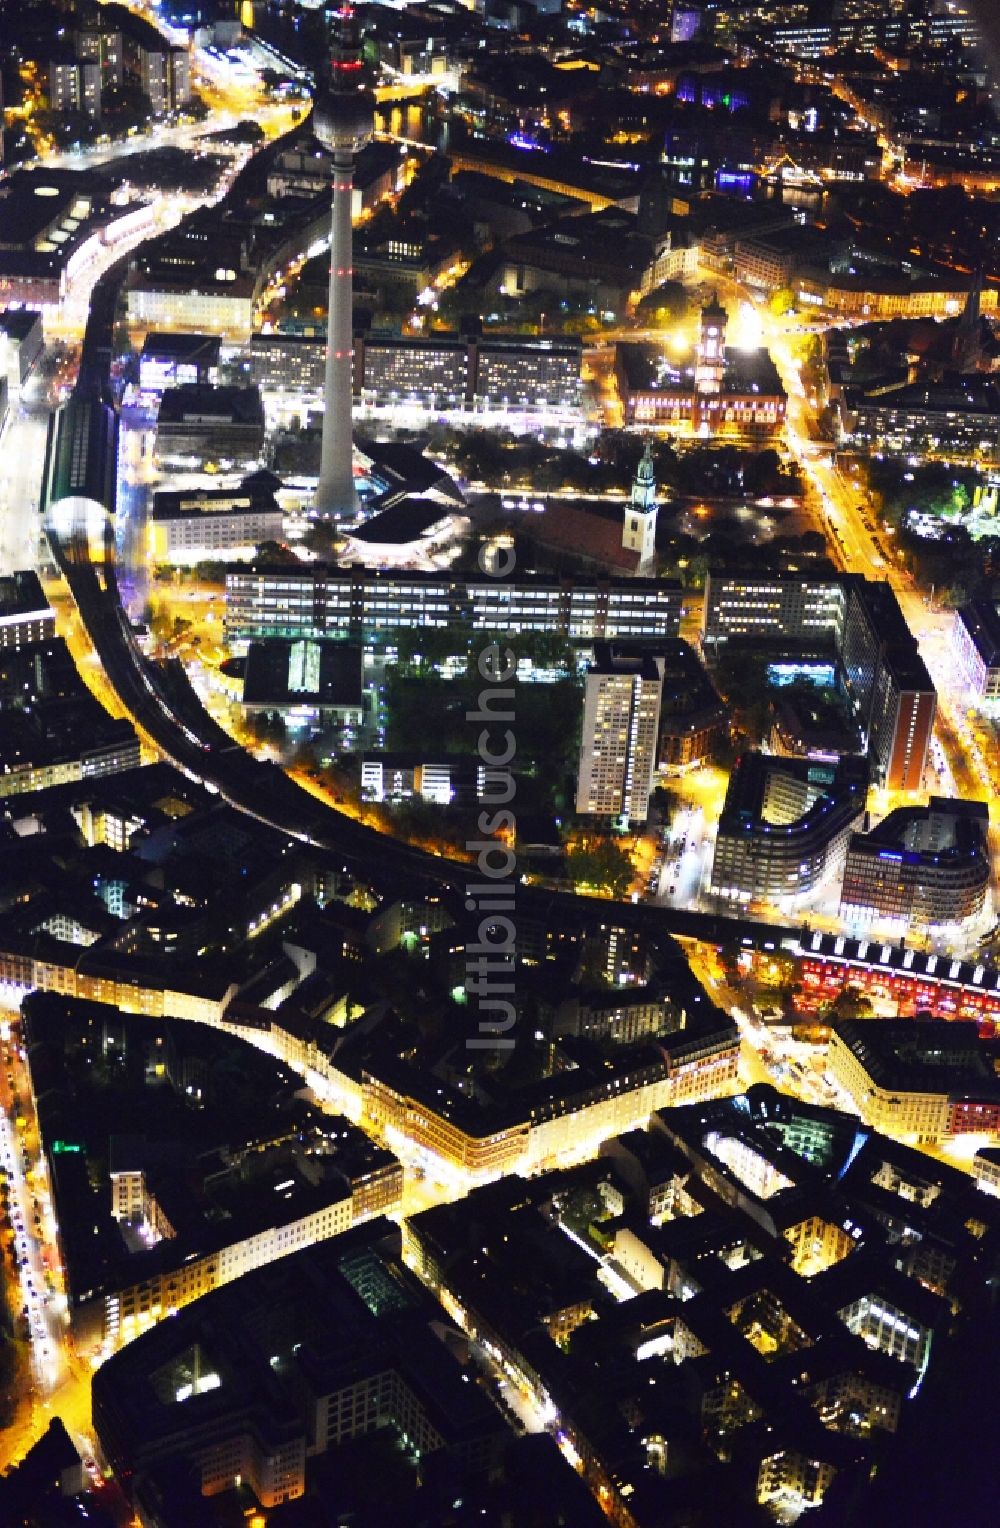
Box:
left=957, top=599, right=1000, bottom=667
left=0, top=571, right=51, bottom=621
left=243, top=639, right=364, bottom=707
left=152, top=483, right=279, bottom=519
left=0, top=171, right=97, bottom=249
left=835, top=1018, right=1000, bottom=1100
left=157, top=385, right=265, bottom=427
left=140, top=332, right=221, bottom=365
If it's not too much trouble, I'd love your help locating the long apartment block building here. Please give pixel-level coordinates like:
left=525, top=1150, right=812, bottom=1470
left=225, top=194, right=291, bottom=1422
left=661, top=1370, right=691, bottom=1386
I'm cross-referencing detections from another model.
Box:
left=359, top=330, right=583, bottom=411
left=842, top=380, right=1000, bottom=467
left=702, top=572, right=935, bottom=790
left=236, top=330, right=582, bottom=412
left=363, top=1020, right=741, bottom=1179
left=702, top=572, right=844, bottom=647
left=225, top=566, right=684, bottom=647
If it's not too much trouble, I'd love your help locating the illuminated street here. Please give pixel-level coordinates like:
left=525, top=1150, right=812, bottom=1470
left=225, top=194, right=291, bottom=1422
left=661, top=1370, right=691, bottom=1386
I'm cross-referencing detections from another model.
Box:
left=0, top=3, right=312, bottom=1478
left=0, top=1000, right=97, bottom=1477
left=691, top=266, right=996, bottom=904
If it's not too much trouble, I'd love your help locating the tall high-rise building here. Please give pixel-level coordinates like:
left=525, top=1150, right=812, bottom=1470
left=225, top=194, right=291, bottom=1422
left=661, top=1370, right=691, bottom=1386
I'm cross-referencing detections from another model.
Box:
left=670, top=4, right=703, bottom=44
left=139, top=47, right=189, bottom=115
left=75, top=23, right=123, bottom=88
left=576, top=646, right=664, bottom=825
left=225, top=565, right=684, bottom=646
left=312, top=8, right=374, bottom=518
left=170, top=48, right=191, bottom=108
left=49, top=58, right=102, bottom=118
left=840, top=578, right=936, bottom=792
left=49, top=59, right=80, bottom=113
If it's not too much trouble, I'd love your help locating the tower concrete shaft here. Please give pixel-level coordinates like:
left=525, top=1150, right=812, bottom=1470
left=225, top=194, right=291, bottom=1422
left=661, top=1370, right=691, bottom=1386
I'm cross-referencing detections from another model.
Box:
left=311, top=6, right=373, bottom=518
left=315, top=149, right=358, bottom=517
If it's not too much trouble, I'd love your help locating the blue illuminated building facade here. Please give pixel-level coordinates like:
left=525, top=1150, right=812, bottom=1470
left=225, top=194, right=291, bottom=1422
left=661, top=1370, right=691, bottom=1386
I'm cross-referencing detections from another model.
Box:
left=767, top=661, right=839, bottom=690
left=841, top=798, right=991, bottom=937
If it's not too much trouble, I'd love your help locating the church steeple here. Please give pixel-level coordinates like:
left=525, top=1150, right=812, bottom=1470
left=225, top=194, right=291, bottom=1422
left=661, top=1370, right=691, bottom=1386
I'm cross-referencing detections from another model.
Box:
left=952, top=266, right=984, bottom=372
left=632, top=439, right=656, bottom=509
left=623, top=441, right=658, bottom=573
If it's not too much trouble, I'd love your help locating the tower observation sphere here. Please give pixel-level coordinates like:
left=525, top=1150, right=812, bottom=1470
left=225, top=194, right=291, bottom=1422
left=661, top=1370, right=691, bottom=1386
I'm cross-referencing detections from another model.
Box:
left=312, top=6, right=374, bottom=518
left=312, top=36, right=374, bottom=157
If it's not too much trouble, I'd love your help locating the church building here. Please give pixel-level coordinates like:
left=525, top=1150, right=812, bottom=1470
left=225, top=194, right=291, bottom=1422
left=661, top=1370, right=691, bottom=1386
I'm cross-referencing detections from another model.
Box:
left=505, top=444, right=660, bottom=576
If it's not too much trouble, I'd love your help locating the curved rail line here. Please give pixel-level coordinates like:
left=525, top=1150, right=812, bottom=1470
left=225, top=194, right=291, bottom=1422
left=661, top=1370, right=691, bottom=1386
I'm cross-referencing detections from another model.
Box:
left=45, top=168, right=806, bottom=951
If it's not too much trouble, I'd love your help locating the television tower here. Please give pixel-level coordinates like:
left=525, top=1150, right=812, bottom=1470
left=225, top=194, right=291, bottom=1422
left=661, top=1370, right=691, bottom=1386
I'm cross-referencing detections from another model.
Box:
left=312, top=7, right=374, bottom=518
